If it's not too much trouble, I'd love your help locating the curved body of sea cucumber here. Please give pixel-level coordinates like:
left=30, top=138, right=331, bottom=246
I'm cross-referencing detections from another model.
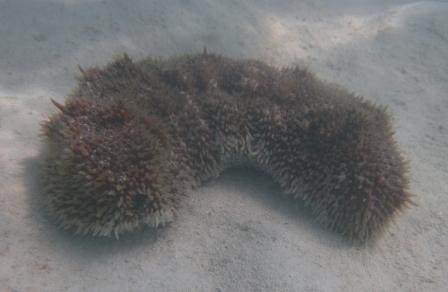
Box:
left=40, top=52, right=411, bottom=241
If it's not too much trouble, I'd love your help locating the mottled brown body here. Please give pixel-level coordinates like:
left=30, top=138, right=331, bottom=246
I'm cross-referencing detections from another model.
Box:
left=41, top=53, right=411, bottom=241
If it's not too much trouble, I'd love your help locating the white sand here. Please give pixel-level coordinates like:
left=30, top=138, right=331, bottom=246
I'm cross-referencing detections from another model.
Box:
left=1, top=1, right=447, bottom=291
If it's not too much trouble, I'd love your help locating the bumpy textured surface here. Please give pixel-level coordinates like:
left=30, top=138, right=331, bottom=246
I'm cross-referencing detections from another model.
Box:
left=40, top=53, right=411, bottom=241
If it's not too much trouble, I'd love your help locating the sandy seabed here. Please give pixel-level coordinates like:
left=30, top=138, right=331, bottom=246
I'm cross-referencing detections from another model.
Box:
left=0, top=1, right=447, bottom=291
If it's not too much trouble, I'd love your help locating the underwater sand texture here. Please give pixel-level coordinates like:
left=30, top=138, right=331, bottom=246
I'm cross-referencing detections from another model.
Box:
left=1, top=1, right=447, bottom=291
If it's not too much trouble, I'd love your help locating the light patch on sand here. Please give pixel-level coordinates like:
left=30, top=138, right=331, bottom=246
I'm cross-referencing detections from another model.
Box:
left=260, top=1, right=448, bottom=65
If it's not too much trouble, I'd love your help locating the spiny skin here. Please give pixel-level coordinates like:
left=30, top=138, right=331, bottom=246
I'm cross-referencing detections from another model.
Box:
left=41, top=52, right=412, bottom=241
left=41, top=99, right=186, bottom=236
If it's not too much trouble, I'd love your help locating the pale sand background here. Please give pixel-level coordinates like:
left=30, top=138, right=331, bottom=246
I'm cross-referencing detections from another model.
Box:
left=1, top=1, right=447, bottom=291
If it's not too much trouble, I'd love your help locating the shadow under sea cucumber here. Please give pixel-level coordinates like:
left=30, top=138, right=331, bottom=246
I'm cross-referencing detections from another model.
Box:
left=40, top=52, right=412, bottom=242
